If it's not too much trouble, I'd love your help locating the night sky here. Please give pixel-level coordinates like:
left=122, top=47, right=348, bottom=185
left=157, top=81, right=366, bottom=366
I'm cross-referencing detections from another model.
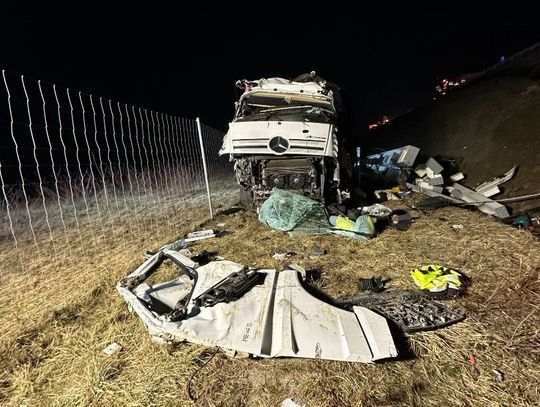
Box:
left=1, top=3, right=539, bottom=132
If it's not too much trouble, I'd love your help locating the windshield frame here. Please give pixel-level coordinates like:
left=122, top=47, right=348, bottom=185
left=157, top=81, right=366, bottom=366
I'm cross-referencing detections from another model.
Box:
left=235, top=91, right=336, bottom=121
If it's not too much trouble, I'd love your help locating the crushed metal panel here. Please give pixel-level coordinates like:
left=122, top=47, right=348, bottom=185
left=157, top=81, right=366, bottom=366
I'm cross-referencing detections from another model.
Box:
left=451, top=183, right=510, bottom=218
left=474, top=166, right=517, bottom=195
left=407, top=182, right=464, bottom=204
left=117, top=254, right=397, bottom=363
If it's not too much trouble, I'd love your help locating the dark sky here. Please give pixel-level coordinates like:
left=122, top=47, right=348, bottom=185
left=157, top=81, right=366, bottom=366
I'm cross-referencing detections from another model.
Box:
left=1, top=2, right=539, bottom=131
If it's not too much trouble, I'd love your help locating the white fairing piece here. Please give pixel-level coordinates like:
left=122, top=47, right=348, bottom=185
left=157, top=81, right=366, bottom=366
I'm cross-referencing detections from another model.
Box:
left=117, top=255, right=397, bottom=363
left=220, top=121, right=336, bottom=157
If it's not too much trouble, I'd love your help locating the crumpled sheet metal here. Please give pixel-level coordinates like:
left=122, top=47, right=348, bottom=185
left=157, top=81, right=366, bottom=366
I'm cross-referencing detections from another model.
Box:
left=117, top=253, right=397, bottom=363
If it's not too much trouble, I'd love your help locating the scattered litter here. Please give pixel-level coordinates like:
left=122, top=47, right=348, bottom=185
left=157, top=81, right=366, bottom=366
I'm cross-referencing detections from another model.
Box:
left=358, top=276, right=387, bottom=293
left=391, top=209, right=413, bottom=231
left=410, top=265, right=463, bottom=297
left=117, top=247, right=397, bottom=362
left=450, top=183, right=510, bottom=218
left=192, top=250, right=219, bottom=265
left=186, top=229, right=216, bottom=241
left=329, top=214, right=376, bottom=240
left=374, top=189, right=400, bottom=201
left=512, top=214, right=531, bottom=229
left=360, top=203, right=392, bottom=218
left=452, top=224, right=464, bottom=230
left=492, top=369, right=505, bottom=382
left=425, top=157, right=444, bottom=176
left=474, top=166, right=517, bottom=196
left=103, top=342, right=123, bottom=356
left=449, top=172, right=465, bottom=182
left=216, top=222, right=226, bottom=227
left=273, top=251, right=294, bottom=260
left=364, top=145, right=420, bottom=182
left=282, top=398, right=307, bottom=407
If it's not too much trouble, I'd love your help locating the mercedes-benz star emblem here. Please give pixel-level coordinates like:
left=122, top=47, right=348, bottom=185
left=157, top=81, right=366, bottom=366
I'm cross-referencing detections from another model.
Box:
left=268, top=136, right=290, bottom=154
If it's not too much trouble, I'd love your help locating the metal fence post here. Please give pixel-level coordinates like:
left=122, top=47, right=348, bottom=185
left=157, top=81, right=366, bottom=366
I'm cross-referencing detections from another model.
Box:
left=196, top=117, right=213, bottom=219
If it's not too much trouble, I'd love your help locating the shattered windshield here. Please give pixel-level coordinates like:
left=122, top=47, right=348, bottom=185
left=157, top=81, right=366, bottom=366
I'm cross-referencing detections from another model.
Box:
left=236, top=92, right=335, bottom=123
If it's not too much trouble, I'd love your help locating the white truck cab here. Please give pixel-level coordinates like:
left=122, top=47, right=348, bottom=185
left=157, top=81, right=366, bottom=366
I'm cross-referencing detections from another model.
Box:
left=220, top=72, right=341, bottom=204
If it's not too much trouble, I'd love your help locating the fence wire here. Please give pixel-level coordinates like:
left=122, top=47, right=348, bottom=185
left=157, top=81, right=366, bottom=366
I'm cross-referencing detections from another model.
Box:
left=0, top=69, right=236, bottom=269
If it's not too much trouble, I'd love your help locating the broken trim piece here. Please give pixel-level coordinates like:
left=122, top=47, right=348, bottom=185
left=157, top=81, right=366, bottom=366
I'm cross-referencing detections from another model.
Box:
left=474, top=166, right=517, bottom=195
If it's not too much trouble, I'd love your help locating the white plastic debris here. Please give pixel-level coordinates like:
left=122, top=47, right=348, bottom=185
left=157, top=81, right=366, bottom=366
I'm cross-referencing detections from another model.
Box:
left=103, top=342, right=123, bottom=356
left=186, top=229, right=215, bottom=240
left=360, top=204, right=392, bottom=218
left=282, top=398, right=307, bottom=407
left=216, top=223, right=226, bottom=227
left=452, top=224, right=464, bottom=230
left=475, top=166, right=517, bottom=195
left=492, top=369, right=505, bottom=381
left=425, top=157, right=444, bottom=175
left=374, top=190, right=400, bottom=200
left=273, top=251, right=293, bottom=260
left=426, top=174, right=444, bottom=185
left=451, top=183, right=510, bottom=218
left=478, top=185, right=500, bottom=198
left=414, top=164, right=427, bottom=178
left=449, top=172, right=465, bottom=182
left=117, top=254, right=398, bottom=363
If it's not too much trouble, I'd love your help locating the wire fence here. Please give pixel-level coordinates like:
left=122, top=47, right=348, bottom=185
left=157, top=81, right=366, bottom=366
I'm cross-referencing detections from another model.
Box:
left=0, top=69, right=237, bottom=270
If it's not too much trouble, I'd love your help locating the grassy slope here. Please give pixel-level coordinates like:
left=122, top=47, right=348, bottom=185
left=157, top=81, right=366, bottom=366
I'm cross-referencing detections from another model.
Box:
left=362, top=44, right=540, bottom=217
left=1, top=198, right=539, bottom=407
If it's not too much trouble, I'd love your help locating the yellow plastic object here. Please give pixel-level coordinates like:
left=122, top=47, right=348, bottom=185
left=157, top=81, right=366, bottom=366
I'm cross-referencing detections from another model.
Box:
left=410, top=265, right=462, bottom=291
left=335, top=215, right=356, bottom=231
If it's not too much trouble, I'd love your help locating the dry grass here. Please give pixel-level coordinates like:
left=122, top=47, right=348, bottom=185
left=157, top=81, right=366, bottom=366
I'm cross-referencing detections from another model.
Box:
left=1, top=195, right=539, bottom=406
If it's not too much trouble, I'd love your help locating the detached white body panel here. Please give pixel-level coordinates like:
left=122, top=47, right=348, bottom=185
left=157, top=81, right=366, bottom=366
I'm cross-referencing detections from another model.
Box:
left=117, top=257, right=397, bottom=363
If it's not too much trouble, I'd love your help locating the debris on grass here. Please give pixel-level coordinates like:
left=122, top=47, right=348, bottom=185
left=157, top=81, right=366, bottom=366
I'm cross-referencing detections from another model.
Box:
left=103, top=342, right=123, bottom=356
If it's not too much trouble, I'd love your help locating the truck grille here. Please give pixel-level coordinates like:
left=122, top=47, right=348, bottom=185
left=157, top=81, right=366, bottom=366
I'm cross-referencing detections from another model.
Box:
left=232, top=138, right=326, bottom=155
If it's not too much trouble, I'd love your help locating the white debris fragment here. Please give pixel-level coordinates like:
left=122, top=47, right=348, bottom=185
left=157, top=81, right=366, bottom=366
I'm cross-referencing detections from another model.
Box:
left=282, top=398, right=307, bottom=407
left=492, top=369, right=505, bottom=381
left=103, top=342, right=123, bottom=356
left=187, top=229, right=215, bottom=239
left=475, top=166, right=517, bottom=195
left=452, top=224, right=464, bottom=230
left=273, top=251, right=293, bottom=260
left=414, top=164, right=427, bottom=178
left=449, top=172, right=465, bottom=182
left=216, top=223, right=226, bottom=227
left=185, top=229, right=216, bottom=242
left=478, top=185, right=500, bottom=198
left=451, top=183, right=510, bottom=218
left=425, top=157, right=444, bottom=175
left=426, top=174, right=444, bottom=186
left=360, top=203, right=392, bottom=217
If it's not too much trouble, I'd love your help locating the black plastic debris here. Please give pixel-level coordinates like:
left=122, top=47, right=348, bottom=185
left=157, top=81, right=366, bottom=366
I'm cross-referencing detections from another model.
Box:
left=335, top=291, right=465, bottom=332
left=358, top=276, right=387, bottom=293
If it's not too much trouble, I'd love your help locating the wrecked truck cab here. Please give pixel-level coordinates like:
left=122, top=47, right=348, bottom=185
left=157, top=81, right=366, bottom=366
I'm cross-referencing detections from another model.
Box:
left=219, top=73, right=342, bottom=205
